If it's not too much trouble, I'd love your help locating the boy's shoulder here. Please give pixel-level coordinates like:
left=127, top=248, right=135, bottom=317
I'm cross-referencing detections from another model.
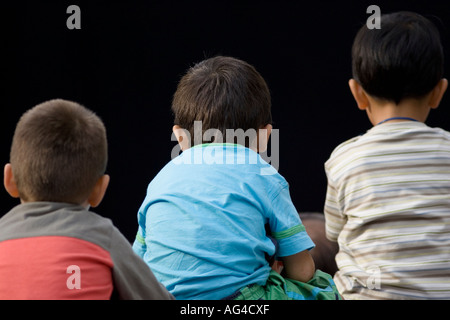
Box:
left=163, top=144, right=282, bottom=177
left=326, top=122, right=450, bottom=169
left=326, top=134, right=362, bottom=163
left=0, top=202, right=116, bottom=249
left=148, top=144, right=288, bottom=198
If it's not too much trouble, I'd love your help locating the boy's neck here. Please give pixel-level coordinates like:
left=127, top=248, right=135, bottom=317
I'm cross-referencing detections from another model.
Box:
left=18, top=198, right=91, bottom=210
left=366, top=95, right=431, bottom=126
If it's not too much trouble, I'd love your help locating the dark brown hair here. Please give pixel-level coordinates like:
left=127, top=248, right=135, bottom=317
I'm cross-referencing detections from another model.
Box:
left=171, top=56, right=272, bottom=146
left=10, top=99, right=108, bottom=204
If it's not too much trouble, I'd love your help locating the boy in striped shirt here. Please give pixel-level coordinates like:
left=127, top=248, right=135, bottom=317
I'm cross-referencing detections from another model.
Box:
left=324, top=11, right=450, bottom=299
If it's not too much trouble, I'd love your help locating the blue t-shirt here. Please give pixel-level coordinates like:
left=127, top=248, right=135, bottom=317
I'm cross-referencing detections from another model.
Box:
left=133, top=144, right=314, bottom=299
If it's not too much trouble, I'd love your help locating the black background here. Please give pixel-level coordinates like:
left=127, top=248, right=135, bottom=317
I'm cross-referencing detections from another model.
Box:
left=1, top=0, right=449, bottom=242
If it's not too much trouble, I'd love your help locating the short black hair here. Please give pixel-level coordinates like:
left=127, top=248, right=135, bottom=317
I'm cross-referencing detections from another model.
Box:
left=352, top=11, right=444, bottom=104
left=172, top=56, right=272, bottom=146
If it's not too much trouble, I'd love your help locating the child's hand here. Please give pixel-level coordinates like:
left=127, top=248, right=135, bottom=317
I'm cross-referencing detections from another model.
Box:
left=271, top=260, right=284, bottom=274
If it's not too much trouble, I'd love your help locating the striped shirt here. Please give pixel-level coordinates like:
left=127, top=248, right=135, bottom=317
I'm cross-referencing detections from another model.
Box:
left=324, top=121, right=450, bottom=299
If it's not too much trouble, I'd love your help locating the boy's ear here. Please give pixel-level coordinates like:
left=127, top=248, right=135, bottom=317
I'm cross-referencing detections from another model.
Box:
left=428, top=78, right=448, bottom=109
left=87, top=174, right=110, bottom=208
left=4, top=164, right=20, bottom=199
left=349, top=79, right=370, bottom=110
left=256, top=124, right=272, bottom=153
left=172, top=125, right=191, bottom=151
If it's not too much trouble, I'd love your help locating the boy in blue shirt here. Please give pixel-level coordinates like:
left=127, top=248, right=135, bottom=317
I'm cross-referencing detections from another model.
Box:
left=133, top=56, right=340, bottom=300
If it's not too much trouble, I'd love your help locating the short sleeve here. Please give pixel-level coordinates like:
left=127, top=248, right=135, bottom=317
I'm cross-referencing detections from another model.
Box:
left=267, top=185, right=315, bottom=257
left=132, top=198, right=150, bottom=258
left=323, top=164, right=347, bottom=242
left=132, top=226, right=146, bottom=258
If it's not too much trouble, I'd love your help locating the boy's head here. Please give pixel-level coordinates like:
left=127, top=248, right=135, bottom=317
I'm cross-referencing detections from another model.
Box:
left=352, top=11, right=444, bottom=105
left=171, top=56, right=272, bottom=150
left=4, top=99, right=109, bottom=207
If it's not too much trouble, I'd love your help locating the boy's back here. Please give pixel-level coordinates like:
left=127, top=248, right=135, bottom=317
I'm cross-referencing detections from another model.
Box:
left=325, top=121, right=450, bottom=299
left=0, top=202, right=168, bottom=299
left=134, top=56, right=341, bottom=300
left=324, top=11, right=450, bottom=299
left=133, top=144, right=314, bottom=299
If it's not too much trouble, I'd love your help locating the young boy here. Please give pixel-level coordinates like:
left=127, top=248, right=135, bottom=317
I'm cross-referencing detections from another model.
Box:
left=324, top=12, right=450, bottom=299
left=133, top=56, right=340, bottom=300
left=1, top=99, right=173, bottom=300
